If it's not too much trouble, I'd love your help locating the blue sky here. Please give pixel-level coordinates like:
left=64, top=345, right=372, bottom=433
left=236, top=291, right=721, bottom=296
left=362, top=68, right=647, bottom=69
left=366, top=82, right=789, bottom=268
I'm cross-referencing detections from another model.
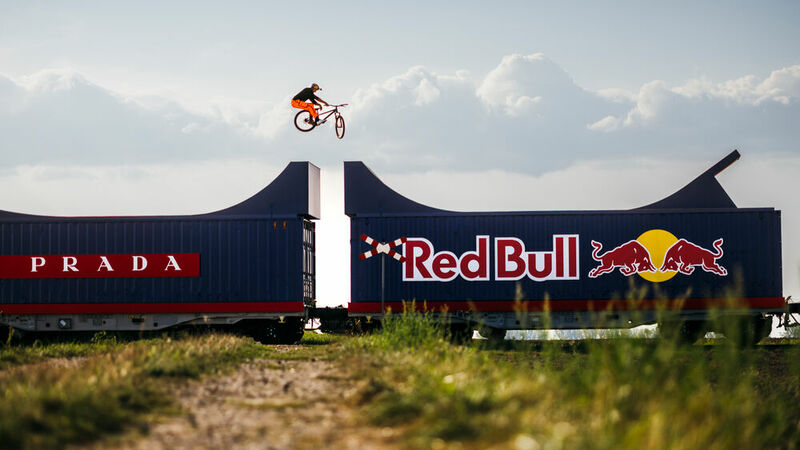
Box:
left=1, top=2, right=798, bottom=304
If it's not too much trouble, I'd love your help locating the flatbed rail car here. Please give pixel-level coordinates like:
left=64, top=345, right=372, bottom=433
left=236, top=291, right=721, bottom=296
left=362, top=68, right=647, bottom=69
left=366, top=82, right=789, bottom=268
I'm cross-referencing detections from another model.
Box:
left=346, top=151, right=789, bottom=342
left=0, top=162, right=320, bottom=344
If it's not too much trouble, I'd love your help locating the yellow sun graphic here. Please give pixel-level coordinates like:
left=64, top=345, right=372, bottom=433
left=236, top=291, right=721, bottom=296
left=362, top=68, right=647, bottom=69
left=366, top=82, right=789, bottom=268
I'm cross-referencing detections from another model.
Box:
left=636, top=229, right=678, bottom=282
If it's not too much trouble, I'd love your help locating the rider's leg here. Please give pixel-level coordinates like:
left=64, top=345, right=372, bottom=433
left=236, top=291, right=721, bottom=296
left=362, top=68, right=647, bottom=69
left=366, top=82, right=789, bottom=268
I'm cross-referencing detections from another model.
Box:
left=307, top=103, right=320, bottom=123
left=291, top=100, right=319, bottom=119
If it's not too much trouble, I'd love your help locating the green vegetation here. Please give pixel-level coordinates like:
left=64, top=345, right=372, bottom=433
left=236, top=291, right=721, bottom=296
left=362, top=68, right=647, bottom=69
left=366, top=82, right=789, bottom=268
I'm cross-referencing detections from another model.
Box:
left=348, top=310, right=800, bottom=449
left=3, top=315, right=800, bottom=449
left=0, top=331, right=271, bottom=450
left=300, top=329, right=343, bottom=345
left=0, top=331, right=126, bottom=370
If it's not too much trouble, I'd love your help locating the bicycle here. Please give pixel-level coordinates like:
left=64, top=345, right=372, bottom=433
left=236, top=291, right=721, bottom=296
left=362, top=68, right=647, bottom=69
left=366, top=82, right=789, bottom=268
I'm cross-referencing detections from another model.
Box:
left=294, top=104, right=347, bottom=139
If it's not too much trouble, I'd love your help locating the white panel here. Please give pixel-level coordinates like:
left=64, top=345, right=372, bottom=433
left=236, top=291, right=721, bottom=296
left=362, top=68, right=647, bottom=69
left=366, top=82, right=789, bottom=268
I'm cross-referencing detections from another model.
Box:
left=307, top=163, right=321, bottom=219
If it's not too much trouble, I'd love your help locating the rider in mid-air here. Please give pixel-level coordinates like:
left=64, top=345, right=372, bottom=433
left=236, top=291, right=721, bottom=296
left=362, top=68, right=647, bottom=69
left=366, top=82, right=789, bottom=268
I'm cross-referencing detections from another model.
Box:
left=291, top=83, right=329, bottom=125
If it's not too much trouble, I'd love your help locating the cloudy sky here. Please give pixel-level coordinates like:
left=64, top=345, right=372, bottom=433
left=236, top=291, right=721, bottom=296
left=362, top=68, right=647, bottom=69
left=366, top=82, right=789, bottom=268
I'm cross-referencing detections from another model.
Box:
left=1, top=2, right=799, bottom=306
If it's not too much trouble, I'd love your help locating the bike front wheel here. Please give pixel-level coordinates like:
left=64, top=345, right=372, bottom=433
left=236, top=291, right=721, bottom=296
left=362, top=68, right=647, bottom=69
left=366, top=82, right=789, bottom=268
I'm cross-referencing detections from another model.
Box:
left=335, top=114, right=345, bottom=139
left=294, top=110, right=316, bottom=132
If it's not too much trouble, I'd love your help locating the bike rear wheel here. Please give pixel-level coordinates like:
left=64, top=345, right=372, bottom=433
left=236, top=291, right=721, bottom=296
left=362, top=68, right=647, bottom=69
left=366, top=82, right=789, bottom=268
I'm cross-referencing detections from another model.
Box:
left=335, top=114, right=345, bottom=139
left=294, top=110, right=316, bottom=132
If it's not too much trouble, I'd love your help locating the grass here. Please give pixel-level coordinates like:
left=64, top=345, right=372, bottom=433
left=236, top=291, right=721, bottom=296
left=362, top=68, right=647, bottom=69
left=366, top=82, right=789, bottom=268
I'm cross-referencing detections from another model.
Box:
left=0, top=331, right=127, bottom=370
left=3, top=315, right=799, bottom=449
left=300, top=329, right=342, bottom=345
left=0, top=330, right=272, bottom=449
left=346, top=309, right=800, bottom=449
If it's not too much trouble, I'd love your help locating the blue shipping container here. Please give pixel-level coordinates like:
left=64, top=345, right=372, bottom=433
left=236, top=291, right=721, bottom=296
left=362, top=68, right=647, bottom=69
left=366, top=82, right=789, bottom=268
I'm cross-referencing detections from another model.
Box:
left=346, top=152, right=784, bottom=329
left=0, top=162, right=319, bottom=334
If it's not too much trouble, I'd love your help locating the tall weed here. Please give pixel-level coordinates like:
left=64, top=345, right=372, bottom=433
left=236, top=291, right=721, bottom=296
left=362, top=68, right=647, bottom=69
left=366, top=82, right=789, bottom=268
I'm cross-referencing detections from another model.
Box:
left=368, top=302, right=449, bottom=350
left=350, top=310, right=800, bottom=449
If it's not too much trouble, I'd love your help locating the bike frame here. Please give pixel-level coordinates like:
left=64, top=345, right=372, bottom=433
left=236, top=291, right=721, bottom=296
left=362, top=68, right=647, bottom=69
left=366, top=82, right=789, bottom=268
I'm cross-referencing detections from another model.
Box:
left=314, top=104, right=344, bottom=124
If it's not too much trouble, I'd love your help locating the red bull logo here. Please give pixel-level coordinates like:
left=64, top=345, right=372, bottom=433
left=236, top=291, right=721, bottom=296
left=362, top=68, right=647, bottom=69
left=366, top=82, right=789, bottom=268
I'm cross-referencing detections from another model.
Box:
left=401, top=235, right=579, bottom=282
left=588, top=240, right=656, bottom=278
left=589, top=229, right=727, bottom=282
left=660, top=238, right=727, bottom=276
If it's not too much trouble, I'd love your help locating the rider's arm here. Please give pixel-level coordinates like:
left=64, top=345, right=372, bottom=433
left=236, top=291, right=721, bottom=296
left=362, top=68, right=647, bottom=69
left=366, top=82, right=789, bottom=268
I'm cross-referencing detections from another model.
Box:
left=314, top=94, right=330, bottom=107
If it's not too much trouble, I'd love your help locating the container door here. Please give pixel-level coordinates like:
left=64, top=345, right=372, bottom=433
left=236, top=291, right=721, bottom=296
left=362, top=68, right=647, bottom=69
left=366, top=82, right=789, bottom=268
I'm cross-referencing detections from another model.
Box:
left=302, top=219, right=316, bottom=306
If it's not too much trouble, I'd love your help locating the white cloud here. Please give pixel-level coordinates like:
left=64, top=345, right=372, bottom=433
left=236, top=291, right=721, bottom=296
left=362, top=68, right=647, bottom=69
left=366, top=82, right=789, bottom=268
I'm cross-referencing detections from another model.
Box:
left=595, top=88, right=636, bottom=103
left=1, top=54, right=799, bottom=176
left=673, top=66, right=800, bottom=106
left=624, top=80, right=674, bottom=124
left=610, top=65, right=800, bottom=132
left=413, top=78, right=441, bottom=106
left=16, top=69, right=90, bottom=93
left=760, top=65, right=800, bottom=103
left=477, top=53, right=580, bottom=115
left=0, top=71, right=280, bottom=167
left=349, top=66, right=474, bottom=117
left=341, top=55, right=633, bottom=172
left=341, top=54, right=800, bottom=173
left=587, top=115, right=622, bottom=133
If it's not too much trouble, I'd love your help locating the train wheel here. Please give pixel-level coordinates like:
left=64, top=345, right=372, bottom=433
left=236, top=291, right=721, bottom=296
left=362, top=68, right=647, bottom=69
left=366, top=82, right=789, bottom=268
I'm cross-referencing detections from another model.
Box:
left=447, top=323, right=473, bottom=343
left=478, top=326, right=507, bottom=342
left=658, top=320, right=706, bottom=344
left=349, top=317, right=382, bottom=334
left=237, top=319, right=280, bottom=344
left=751, top=316, right=773, bottom=344
left=276, top=319, right=305, bottom=344
left=726, top=316, right=772, bottom=347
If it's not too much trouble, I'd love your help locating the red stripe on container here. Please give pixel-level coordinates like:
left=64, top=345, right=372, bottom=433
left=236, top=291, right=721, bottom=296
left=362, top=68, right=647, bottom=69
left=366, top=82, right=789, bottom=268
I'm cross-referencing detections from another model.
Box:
left=0, top=302, right=304, bottom=315
left=347, top=297, right=786, bottom=314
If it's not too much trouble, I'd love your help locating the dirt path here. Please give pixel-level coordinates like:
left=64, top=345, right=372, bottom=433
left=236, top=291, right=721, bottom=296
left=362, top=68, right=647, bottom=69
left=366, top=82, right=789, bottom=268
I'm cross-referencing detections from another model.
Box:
left=92, top=354, right=396, bottom=450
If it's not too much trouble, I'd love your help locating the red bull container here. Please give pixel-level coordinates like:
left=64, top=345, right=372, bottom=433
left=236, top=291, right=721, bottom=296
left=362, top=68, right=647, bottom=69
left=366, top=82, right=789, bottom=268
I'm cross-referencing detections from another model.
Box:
left=346, top=151, right=784, bottom=335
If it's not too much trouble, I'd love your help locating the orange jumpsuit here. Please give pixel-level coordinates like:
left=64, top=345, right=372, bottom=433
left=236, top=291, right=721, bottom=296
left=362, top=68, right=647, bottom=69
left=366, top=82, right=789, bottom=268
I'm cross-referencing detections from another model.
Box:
left=291, top=87, right=322, bottom=118
left=291, top=99, right=318, bottom=118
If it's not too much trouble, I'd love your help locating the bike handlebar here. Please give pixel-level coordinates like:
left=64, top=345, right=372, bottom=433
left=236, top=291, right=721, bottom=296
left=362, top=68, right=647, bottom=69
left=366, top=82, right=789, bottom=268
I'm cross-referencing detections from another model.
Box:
left=315, top=103, right=347, bottom=109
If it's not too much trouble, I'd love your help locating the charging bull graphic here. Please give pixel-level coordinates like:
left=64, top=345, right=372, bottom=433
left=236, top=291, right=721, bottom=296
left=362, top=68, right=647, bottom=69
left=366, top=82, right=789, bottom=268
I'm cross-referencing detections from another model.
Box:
left=589, top=230, right=728, bottom=281
left=660, top=238, right=727, bottom=276
left=588, top=240, right=657, bottom=278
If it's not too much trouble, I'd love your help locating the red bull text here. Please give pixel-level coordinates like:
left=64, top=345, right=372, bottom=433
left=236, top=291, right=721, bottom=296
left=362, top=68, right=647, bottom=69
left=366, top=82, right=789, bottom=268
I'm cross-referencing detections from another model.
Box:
left=402, top=235, right=579, bottom=282
left=386, top=230, right=727, bottom=283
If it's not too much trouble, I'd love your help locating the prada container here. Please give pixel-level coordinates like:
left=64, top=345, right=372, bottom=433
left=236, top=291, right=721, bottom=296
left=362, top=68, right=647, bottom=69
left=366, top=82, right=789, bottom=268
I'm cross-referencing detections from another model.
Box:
left=0, top=162, right=320, bottom=343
